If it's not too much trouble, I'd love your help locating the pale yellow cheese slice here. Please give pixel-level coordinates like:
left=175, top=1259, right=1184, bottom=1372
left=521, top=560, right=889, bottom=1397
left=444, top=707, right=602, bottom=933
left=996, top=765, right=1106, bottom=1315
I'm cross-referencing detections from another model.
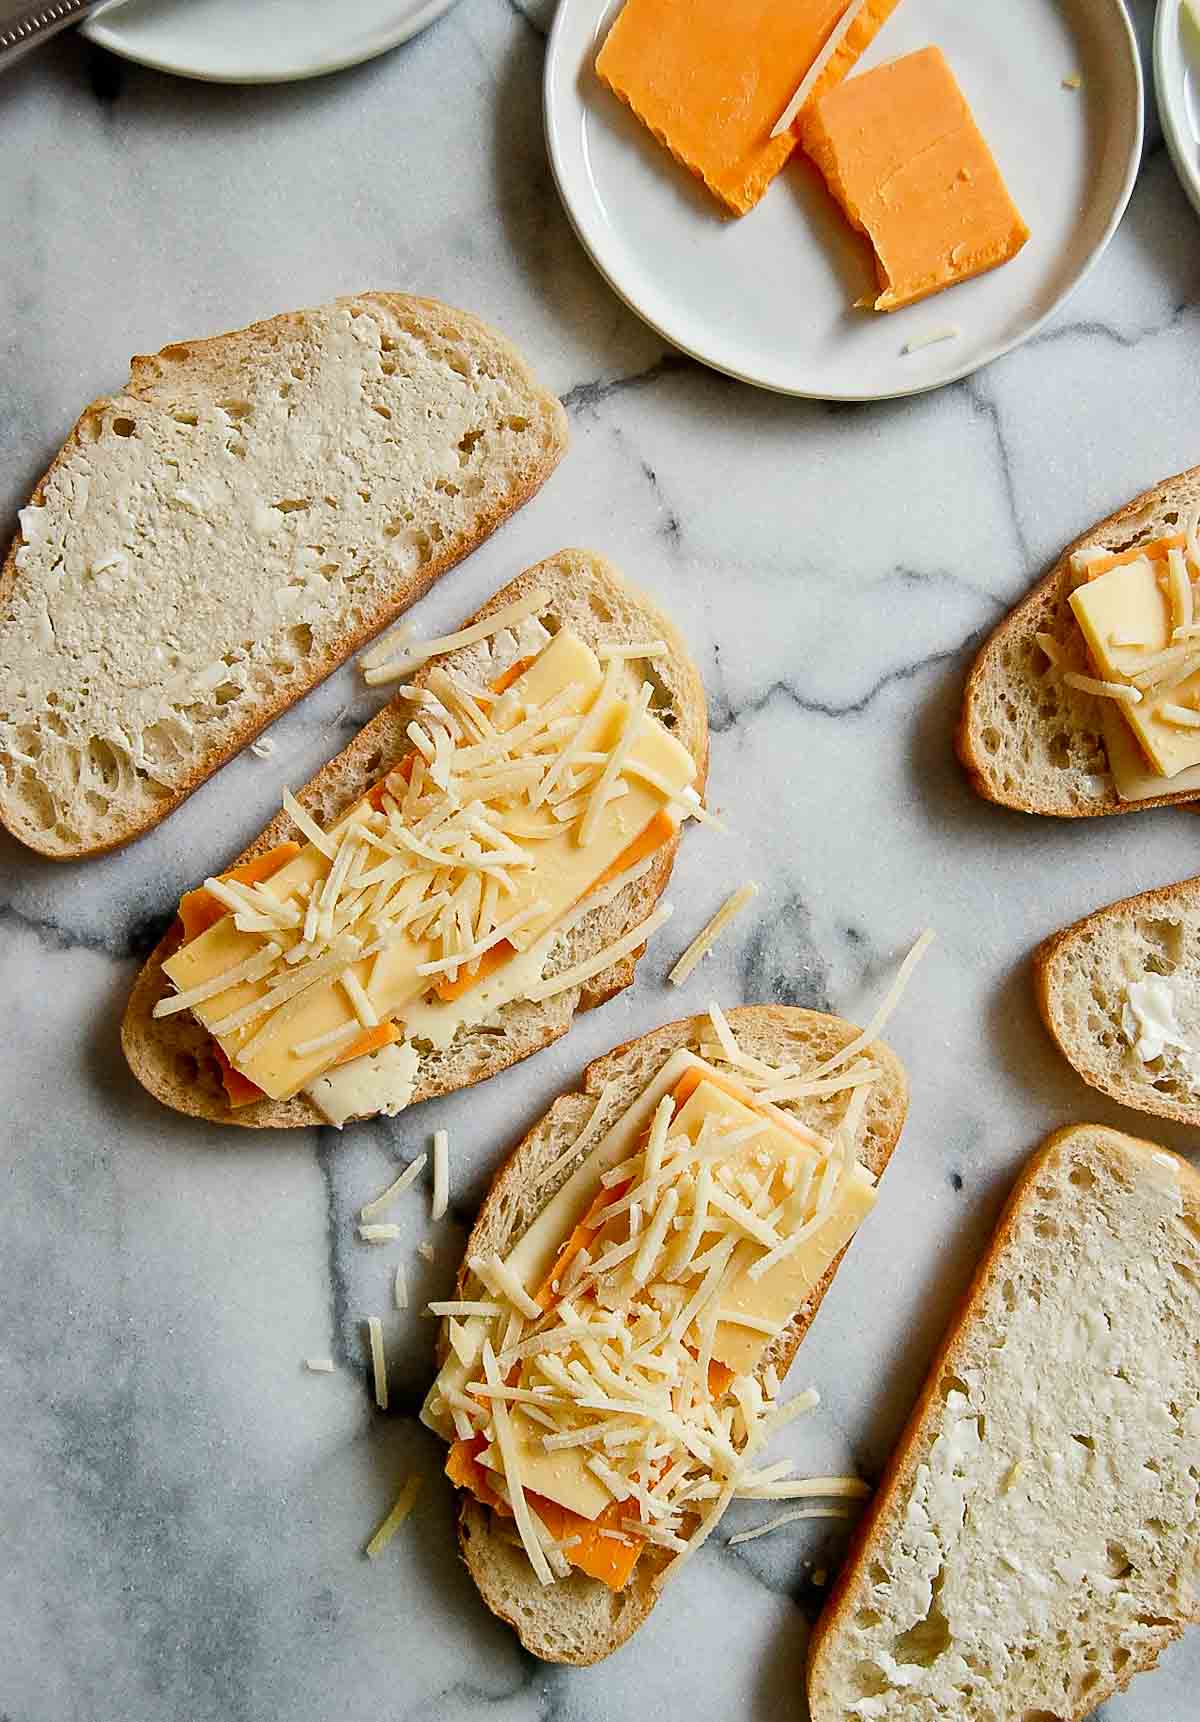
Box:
left=1068, top=558, right=1169, bottom=681
left=459, top=1074, right=874, bottom=1522
left=163, top=631, right=696, bottom=1100
left=1070, top=560, right=1200, bottom=778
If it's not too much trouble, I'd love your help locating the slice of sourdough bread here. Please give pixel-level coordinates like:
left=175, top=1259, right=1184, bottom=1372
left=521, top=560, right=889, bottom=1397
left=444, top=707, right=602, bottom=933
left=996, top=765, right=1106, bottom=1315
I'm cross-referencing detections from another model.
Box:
left=122, top=550, right=707, bottom=1131
left=807, top=1124, right=1200, bottom=1722
left=452, top=1007, right=909, bottom=1666
left=0, top=293, right=567, bottom=860
left=1036, top=876, right=1200, bottom=1127
left=958, top=465, right=1200, bottom=816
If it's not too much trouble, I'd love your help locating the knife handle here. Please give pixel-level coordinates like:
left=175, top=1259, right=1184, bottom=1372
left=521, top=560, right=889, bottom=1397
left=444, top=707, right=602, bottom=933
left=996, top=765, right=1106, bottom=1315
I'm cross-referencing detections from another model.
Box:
left=0, top=0, right=111, bottom=73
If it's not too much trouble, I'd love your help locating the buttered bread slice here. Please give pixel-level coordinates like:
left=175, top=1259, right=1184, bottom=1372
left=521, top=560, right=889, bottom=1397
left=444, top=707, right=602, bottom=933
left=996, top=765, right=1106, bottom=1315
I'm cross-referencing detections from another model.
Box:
left=807, top=1125, right=1200, bottom=1722
left=123, top=551, right=708, bottom=1130
left=0, top=293, right=567, bottom=859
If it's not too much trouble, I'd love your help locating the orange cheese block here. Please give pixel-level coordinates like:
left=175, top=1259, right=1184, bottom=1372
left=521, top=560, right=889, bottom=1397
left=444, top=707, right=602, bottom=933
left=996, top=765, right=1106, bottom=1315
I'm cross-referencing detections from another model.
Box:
left=595, top=0, right=902, bottom=217
left=801, top=45, right=1029, bottom=312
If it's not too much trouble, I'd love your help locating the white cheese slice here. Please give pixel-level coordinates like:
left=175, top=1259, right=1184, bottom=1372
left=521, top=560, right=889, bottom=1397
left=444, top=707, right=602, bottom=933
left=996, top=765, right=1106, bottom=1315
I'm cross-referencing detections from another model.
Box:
left=305, top=1041, right=420, bottom=1129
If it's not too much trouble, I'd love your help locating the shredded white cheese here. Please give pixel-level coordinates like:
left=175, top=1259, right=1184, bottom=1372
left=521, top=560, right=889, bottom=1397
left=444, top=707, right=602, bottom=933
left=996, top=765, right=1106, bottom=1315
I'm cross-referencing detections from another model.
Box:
left=304, top=1357, right=335, bottom=1374
left=431, top=1129, right=450, bottom=1222
left=359, top=1223, right=402, bottom=1244
left=361, top=591, right=551, bottom=687
left=668, top=883, right=759, bottom=986
left=901, top=325, right=960, bottom=355
left=364, top=1474, right=421, bottom=1557
left=524, top=902, right=674, bottom=1003
left=361, top=1154, right=428, bottom=1220
left=366, top=1316, right=389, bottom=1411
left=770, top=0, right=867, bottom=136
left=1062, top=671, right=1143, bottom=705
left=726, top=1503, right=856, bottom=1546
left=394, top=1263, right=408, bottom=1311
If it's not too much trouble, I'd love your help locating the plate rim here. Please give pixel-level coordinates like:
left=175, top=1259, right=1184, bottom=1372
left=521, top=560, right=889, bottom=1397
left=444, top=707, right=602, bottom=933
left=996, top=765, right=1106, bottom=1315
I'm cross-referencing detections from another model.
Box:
left=1154, top=0, right=1200, bottom=219
left=544, top=0, right=1145, bottom=402
left=82, top=0, right=461, bottom=85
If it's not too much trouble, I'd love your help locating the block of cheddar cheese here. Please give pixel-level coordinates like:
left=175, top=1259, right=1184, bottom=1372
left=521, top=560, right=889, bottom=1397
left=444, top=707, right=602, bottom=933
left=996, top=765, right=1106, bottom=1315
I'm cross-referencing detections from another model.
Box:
left=800, top=45, right=1029, bottom=311
left=595, top=0, right=903, bottom=218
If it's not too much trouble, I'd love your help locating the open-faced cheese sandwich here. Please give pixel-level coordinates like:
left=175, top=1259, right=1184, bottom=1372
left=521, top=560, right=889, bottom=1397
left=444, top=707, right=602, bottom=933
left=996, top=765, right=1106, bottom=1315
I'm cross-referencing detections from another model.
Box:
left=959, top=465, right=1200, bottom=814
left=1035, top=875, right=1200, bottom=1128
left=0, top=293, right=567, bottom=860
left=807, top=1124, right=1200, bottom=1722
left=122, top=552, right=707, bottom=1129
left=421, top=1000, right=914, bottom=1665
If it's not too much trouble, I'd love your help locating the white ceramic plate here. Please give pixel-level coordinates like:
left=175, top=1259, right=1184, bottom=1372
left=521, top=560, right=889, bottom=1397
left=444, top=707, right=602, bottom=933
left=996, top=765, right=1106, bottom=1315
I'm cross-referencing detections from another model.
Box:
left=545, top=0, right=1143, bottom=399
left=83, top=0, right=461, bottom=84
left=1155, top=0, right=1200, bottom=218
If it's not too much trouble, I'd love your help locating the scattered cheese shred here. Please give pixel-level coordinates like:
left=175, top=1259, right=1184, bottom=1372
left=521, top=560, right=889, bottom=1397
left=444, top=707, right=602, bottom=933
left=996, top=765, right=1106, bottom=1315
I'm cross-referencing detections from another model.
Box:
left=359, top=1223, right=402, bottom=1244
left=1061, top=72, right=1082, bottom=90
left=361, top=591, right=551, bottom=687
left=1062, top=671, right=1143, bottom=705
left=304, top=1357, right=335, bottom=1373
left=249, top=736, right=277, bottom=760
left=532, top=1080, right=623, bottom=1194
left=394, top=1264, right=408, bottom=1311
left=803, top=930, right=934, bottom=1083
left=771, top=0, right=867, bottom=137
left=283, top=787, right=336, bottom=858
left=367, top=1316, right=389, bottom=1411
left=524, top=902, right=674, bottom=1003
left=596, top=640, right=668, bottom=661
left=1159, top=703, right=1200, bottom=729
left=432, top=1129, right=450, bottom=1222
left=361, top=1154, right=428, bottom=1220
left=726, top=1503, right=856, bottom=1546
left=901, top=325, right=960, bottom=355
left=364, top=1473, right=422, bottom=1558
left=153, top=941, right=283, bottom=1018
left=668, top=883, right=759, bottom=985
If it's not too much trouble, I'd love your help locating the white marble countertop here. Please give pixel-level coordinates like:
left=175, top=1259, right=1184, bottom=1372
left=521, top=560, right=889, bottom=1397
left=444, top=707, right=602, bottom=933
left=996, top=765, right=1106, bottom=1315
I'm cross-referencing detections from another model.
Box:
left=2, top=4, right=1198, bottom=1718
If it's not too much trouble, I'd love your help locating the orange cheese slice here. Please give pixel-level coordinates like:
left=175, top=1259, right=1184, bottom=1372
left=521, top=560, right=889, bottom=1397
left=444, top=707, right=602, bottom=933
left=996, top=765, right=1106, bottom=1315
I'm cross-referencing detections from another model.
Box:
left=595, top=0, right=900, bottom=217
left=433, top=807, right=679, bottom=1005
left=445, top=1436, right=644, bottom=1590
left=801, top=45, right=1029, bottom=312
left=177, top=842, right=302, bottom=943
left=1084, top=534, right=1186, bottom=581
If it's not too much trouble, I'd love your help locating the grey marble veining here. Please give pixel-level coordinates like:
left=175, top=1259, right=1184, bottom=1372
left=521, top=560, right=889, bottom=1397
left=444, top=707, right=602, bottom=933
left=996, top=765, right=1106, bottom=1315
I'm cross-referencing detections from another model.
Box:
left=2, top=3, right=1199, bottom=1718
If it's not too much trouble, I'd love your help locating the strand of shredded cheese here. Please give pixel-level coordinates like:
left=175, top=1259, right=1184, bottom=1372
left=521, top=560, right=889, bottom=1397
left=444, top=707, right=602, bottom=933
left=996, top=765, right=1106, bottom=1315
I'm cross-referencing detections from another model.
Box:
left=367, top=1316, right=388, bottom=1411
left=523, top=902, right=674, bottom=1003
left=726, top=1504, right=856, bottom=1546
left=1062, top=670, right=1143, bottom=705
left=668, top=883, right=759, bottom=985
left=361, top=1154, right=428, bottom=1220
left=364, top=1474, right=422, bottom=1557
left=770, top=0, right=865, bottom=136
left=361, top=591, right=550, bottom=686
left=802, top=930, right=934, bottom=1083
left=432, top=1129, right=450, bottom=1222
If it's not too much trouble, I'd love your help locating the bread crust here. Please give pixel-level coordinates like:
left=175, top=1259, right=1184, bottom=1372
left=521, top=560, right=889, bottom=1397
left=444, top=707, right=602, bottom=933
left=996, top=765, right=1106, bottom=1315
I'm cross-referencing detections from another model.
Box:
left=958, top=464, right=1200, bottom=816
left=805, top=1124, right=1200, bottom=1721
left=450, top=1006, right=910, bottom=1665
left=0, top=292, right=568, bottom=860
left=121, top=550, right=707, bottom=1129
left=1034, top=874, right=1200, bottom=1127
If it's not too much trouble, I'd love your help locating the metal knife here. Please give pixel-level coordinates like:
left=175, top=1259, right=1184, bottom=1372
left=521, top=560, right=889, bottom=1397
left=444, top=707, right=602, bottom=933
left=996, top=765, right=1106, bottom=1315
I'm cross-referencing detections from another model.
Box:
left=0, top=0, right=125, bottom=74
